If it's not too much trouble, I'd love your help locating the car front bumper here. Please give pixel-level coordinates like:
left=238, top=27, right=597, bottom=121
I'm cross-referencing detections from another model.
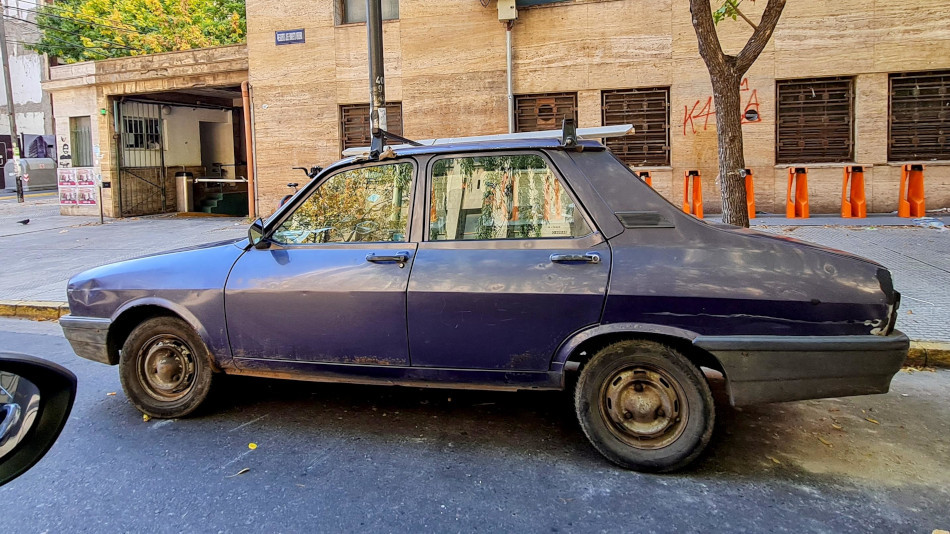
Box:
left=60, top=315, right=114, bottom=365
left=694, top=331, right=910, bottom=406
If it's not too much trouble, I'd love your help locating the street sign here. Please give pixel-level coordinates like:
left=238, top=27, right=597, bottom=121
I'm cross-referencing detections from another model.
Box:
left=275, top=29, right=305, bottom=46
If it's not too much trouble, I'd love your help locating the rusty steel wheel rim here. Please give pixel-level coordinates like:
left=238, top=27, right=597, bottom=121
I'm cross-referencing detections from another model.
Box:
left=599, top=365, right=688, bottom=450
left=136, top=334, right=197, bottom=402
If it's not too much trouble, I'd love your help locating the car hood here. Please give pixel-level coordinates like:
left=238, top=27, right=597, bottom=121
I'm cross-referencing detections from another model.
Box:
left=66, top=239, right=247, bottom=318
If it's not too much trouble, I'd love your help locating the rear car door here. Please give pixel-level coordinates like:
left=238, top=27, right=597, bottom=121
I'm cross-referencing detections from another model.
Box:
left=407, top=152, right=610, bottom=371
left=225, top=160, right=416, bottom=366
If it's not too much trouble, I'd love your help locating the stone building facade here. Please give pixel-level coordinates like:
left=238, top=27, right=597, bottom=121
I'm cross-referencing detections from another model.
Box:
left=245, top=0, right=950, bottom=215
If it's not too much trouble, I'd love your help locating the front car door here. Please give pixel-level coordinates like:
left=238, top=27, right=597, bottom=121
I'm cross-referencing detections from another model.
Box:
left=407, top=152, right=610, bottom=371
left=225, top=160, right=417, bottom=366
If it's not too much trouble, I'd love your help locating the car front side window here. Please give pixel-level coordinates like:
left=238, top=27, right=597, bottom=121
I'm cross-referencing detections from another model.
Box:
left=272, top=162, right=413, bottom=245
left=429, top=154, right=591, bottom=241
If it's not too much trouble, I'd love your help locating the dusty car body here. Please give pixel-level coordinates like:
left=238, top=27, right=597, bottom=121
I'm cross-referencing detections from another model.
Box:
left=60, top=135, right=907, bottom=471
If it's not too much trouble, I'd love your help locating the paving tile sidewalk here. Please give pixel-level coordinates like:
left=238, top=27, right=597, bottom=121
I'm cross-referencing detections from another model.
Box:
left=1, top=196, right=947, bottom=344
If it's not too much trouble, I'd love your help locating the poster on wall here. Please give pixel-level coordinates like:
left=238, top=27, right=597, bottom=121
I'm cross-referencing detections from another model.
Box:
left=76, top=168, right=95, bottom=186
left=58, top=167, right=98, bottom=207
left=78, top=187, right=97, bottom=205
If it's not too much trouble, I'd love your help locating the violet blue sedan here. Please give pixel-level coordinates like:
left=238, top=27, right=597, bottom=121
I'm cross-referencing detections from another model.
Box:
left=60, top=133, right=907, bottom=472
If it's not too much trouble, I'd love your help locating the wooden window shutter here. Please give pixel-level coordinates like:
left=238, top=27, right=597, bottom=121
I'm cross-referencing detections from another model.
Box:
left=514, top=92, right=577, bottom=133
left=776, top=77, right=854, bottom=164
left=889, top=71, right=950, bottom=161
left=602, top=87, right=670, bottom=166
left=339, top=102, right=403, bottom=155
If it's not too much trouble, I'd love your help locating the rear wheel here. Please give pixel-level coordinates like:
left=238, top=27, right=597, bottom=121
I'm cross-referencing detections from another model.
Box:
left=119, top=316, right=215, bottom=418
left=574, top=340, right=714, bottom=472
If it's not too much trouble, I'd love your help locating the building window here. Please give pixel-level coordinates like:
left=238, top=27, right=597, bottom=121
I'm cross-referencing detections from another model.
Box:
left=514, top=92, right=577, bottom=133
left=339, top=102, right=404, bottom=154
left=123, top=117, right=161, bottom=150
left=341, top=0, right=398, bottom=24
left=889, top=71, right=950, bottom=161
left=602, top=87, right=670, bottom=166
left=776, top=77, right=854, bottom=163
left=69, top=116, right=94, bottom=167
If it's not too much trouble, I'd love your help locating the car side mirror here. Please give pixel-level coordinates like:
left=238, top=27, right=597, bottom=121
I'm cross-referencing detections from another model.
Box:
left=248, top=218, right=269, bottom=249
left=0, top=353, right=76, bottom=487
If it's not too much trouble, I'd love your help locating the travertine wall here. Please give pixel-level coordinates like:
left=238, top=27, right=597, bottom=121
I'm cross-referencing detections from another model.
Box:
left=246, top=0, right=950, bottom=216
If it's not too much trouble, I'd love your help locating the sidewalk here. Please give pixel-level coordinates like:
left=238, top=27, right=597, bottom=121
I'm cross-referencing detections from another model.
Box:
left=1, top=195, right=947, bottom=348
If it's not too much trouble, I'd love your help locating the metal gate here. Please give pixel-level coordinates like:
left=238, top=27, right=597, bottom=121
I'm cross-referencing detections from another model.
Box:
left=115, top=100, right=170, bottom=217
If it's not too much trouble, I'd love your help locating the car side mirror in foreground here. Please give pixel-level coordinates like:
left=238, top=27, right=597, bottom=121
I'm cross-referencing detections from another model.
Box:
left=248, top=218, right=269, bottom=249
left=0, top=353, right=76, bottom=487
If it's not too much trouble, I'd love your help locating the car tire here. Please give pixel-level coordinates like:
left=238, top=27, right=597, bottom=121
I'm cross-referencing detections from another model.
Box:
left=574, top=339, right=714, bottom=472
left=118, top=316, right=215, bottom=418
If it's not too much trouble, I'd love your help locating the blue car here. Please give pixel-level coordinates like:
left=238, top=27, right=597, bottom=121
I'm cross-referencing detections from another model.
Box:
left=60, top=131, right=907, bottom=472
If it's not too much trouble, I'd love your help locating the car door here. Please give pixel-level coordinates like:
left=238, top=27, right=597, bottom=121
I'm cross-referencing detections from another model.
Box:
left=225, top=160, right=417, bottom=366
left=407, top=152, right=610, bottom=371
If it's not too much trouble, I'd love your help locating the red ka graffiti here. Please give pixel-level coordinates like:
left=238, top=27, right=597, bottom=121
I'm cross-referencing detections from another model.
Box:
left=683, top=78, right=761, bottom=136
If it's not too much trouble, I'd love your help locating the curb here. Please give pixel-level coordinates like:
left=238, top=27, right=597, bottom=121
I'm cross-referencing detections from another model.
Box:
left=907, top=341, right=950, bottom=368
left=1, top=300, right=949, bottom=368
left=0, top=300, right=69, bottom=321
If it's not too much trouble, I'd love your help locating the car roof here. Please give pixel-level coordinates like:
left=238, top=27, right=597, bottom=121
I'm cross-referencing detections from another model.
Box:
left=333, top=137, right=606, bottom=168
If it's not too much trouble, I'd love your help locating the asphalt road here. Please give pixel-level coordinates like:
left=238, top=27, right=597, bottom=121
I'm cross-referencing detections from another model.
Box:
left=0, top=317, right=948, bottom=533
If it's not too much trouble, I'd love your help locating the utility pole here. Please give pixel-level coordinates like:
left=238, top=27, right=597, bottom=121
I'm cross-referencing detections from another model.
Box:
left=366, top=0, right=386, bottom=157
left=0, top=1, right=24, bottom=202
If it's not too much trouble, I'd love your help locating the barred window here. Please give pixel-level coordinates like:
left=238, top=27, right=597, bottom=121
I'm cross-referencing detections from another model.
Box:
left=889, top=71, right=950, bottom=161
left=602, top=87, right=670, bottom=166
left=514, top=93, right=577, bottom=133
left=776, top=77, right=854, bottom=163
left=339, top=103, right=403, bottom=155
left=341, top=0, right=398, bottom=24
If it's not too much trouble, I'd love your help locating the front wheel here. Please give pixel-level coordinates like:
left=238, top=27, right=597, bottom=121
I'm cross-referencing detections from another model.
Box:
left=119, top=316, right=215, bottom=418
left=574, top=340, right=714, bottom=472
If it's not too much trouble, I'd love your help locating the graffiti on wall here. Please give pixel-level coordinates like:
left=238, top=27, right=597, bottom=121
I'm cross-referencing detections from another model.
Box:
left=682, top=78, right=762, bottom=136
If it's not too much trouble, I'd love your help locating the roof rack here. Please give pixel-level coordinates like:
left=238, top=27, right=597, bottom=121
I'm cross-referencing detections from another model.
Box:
left=342, top=122, right=634, bottom=158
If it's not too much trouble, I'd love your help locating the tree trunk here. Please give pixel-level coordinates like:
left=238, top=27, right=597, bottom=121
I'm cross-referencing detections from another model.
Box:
left=689, top=0, right=786, bottom=228
left=711, top=72, right=749, bottom=227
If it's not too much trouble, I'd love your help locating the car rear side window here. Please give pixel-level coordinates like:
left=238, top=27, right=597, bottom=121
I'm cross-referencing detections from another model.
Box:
left=273, top=162, right=413, bottom=245
left=429, top=155, right=591, bottom=241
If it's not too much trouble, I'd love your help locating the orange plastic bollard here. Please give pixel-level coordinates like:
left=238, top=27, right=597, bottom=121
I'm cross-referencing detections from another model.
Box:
left=786, top=167, right=810, bottom=219
left=683, top=170, right=703, bottom=219
left=898, top=164, right=925, bottom=218
left=637, top=171, right=653, bottom=188
left=743, top=169, right=756, bottom=220
left=841, top=166, right=867, bottom=218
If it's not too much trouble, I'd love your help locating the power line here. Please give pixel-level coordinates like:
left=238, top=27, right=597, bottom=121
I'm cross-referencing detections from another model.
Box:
left=3, top=15, right=145, bottom=51
left=16, top=6, right=151, bottom=36
left=5, top=37, right=131, bottom=54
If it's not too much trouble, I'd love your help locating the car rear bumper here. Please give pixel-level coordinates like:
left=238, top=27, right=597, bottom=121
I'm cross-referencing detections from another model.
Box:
left=60, top=315, right=114, bottom=365
left=693, top=331, right=909, bottom=406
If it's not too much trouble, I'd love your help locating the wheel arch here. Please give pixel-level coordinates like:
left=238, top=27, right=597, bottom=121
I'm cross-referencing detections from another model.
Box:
left=554, top=323, right=727, bottom=385
left=107, top=299, right=216, bottom=369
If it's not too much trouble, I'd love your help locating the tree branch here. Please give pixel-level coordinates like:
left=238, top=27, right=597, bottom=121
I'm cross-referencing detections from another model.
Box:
left=734, top=0, right=786, bottom=75
left=689, top=0, right=727, bottom=73
left=727, top=0, right=758, bottom=30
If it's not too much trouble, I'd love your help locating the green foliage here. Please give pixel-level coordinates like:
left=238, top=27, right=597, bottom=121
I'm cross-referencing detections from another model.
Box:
left=713, top=0, right=745, bottom=25
left=28, top=0, right=246, bottom=62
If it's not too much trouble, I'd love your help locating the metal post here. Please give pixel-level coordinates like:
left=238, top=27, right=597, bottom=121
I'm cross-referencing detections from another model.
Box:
left=506, top=21, right=514, bottom=134
left=0, top=3, right=24, bottom=203
left=366, top=0, right=386, bottom=155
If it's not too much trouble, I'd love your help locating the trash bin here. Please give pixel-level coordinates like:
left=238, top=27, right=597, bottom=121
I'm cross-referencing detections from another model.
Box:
left=175, top=172, right=194, bottom=212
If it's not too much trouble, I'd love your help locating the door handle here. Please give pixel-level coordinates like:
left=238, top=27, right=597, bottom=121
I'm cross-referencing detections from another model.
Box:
left=366, top=251, right=410, bottom=267
left=550, top=252, right=601, bottom=264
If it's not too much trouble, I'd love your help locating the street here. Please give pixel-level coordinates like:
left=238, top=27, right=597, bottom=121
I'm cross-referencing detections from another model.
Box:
left=0, top=317, right=947, bottom=533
